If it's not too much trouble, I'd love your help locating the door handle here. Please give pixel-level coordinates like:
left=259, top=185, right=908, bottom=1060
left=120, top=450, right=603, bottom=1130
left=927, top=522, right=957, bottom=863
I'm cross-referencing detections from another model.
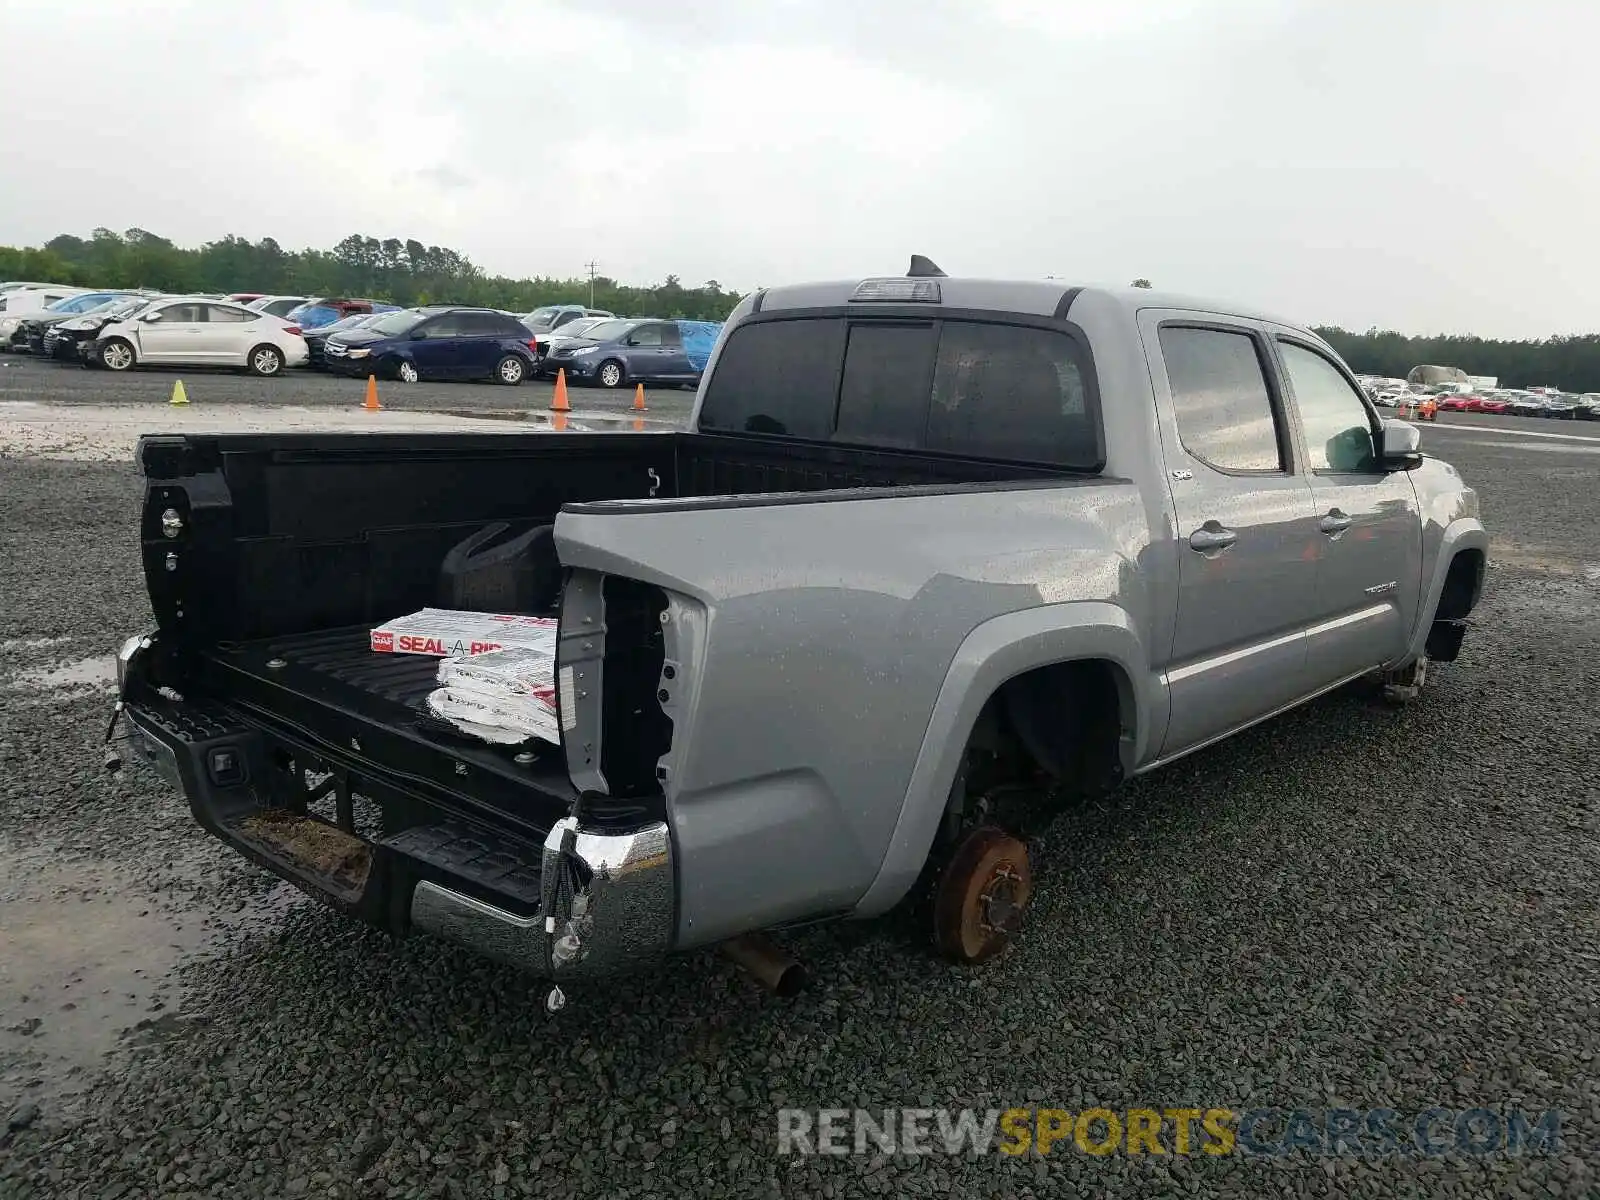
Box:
left=1320, top=509, right=1353, bottom=536
left=1188, top=523, right=1238, bottom=552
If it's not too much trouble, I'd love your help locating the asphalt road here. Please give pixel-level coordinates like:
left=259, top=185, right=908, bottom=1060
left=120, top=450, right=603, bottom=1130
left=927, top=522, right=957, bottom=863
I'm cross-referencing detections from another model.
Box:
left=2, top=374, right=1599, bottom=1198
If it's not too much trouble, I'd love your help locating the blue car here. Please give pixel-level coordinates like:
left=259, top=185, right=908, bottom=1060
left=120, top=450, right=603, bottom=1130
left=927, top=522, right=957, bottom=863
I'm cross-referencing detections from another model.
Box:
left=284, top=297, right=403, bottom=330
left=323, top=305, right=540, bottom=385
left=541, top=317, right=723, bottom=389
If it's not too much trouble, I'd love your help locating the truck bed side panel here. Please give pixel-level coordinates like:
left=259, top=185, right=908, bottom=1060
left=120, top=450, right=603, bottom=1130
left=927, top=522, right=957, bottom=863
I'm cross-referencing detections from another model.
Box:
left=554, top=480, right=1151, bottom=947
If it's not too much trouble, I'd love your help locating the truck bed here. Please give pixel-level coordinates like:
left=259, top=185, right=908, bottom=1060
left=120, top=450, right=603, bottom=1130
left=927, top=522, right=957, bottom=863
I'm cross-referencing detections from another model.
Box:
left=196, top=627, right=577, bottom=827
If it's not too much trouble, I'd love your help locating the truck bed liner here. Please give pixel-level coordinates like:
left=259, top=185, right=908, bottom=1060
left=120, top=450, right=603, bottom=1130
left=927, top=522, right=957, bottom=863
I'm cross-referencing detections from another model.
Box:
left=198, top=627, right=577, bottom=829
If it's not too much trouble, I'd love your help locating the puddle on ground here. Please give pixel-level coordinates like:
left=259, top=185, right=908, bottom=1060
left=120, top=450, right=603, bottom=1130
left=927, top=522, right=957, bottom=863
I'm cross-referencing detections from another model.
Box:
left=5, top=655, right=116, bottom=693
left=0, top=637, right=72, bottom=654
left=441, top=408, right=670, bottom=431
left=0, top=846, right=303, bottom=1112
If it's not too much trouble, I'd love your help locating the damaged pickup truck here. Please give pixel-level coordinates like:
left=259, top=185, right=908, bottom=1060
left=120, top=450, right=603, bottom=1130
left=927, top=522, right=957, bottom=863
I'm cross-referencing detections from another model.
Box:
left=110, top=260, right=1487, bottom=1001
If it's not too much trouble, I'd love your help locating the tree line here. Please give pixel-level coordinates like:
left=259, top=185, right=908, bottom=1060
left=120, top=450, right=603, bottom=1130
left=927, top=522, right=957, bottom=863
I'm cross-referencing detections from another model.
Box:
left=1312, top=326, right=1600, bottom=394
left=0, top=228, right=745, bottom=322
left=7, top=231, right=1597, bottom=390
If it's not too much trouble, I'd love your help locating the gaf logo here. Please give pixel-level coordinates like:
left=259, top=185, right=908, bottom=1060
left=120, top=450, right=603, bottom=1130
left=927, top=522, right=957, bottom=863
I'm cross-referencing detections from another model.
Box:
left=371, top=630, right=395, bottom=652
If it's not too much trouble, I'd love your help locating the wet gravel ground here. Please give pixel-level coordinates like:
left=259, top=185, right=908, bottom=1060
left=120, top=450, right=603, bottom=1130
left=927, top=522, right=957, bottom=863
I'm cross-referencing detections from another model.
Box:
left=1, top=396, right=1599, bottom=1197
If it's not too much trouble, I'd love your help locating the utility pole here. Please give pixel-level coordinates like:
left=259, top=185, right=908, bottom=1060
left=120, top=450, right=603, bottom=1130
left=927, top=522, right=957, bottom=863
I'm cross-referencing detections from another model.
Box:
left=585, top=260, right=598, bottom=308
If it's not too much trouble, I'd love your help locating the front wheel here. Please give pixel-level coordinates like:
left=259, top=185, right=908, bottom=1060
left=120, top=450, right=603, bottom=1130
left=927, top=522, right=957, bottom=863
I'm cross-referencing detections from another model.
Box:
left=396, top=359, right=420, bottom=384
left=596, top=359, right=624, bottom=389
left=495, top=354, right=526, bottom=385
left=100, top=338, right=135, bottom=371
left=247, top=344, right=284, bottom=377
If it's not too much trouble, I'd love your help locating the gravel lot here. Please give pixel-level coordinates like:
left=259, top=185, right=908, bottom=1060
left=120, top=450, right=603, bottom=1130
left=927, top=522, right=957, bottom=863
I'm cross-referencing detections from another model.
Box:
left=2, top=374, right=1599, bottom=1198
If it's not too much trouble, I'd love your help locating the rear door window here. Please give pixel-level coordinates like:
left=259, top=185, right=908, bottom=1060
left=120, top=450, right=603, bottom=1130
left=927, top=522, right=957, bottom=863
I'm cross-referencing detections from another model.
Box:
left=1159, top=326, right=1285, bottom=473
left=456, top=311, right=504, bottom=337
left=157, top=303, right=206, bottom=323
left=422, top=313, right=467, bottom=338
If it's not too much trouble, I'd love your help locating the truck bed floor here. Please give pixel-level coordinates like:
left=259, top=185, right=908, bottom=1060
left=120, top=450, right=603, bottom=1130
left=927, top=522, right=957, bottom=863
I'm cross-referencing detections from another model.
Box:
left=197, top=627, right=576, bottom=828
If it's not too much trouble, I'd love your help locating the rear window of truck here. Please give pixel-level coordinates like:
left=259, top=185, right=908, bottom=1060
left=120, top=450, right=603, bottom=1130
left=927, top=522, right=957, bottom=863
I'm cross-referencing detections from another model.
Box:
left=699, top=316, right=1098, bottom=469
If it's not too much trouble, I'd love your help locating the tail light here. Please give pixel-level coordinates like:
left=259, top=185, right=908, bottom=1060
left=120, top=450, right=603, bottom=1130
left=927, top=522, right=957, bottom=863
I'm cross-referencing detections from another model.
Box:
left=527, top=339, right=541, bottom=354
left=283, top=326, right=302, bottom=336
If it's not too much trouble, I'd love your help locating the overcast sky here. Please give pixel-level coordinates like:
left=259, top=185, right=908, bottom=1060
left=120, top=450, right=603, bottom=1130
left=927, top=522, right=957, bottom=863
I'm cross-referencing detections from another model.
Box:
left=3, top=0, right=1591, bottom=337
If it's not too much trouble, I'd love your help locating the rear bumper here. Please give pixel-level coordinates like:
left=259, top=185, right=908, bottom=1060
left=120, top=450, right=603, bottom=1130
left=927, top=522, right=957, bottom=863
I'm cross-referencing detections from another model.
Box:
left=114, top=634, right=676, bottom=981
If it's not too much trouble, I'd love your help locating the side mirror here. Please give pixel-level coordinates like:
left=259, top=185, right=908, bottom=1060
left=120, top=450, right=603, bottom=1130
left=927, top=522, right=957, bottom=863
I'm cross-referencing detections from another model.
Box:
left=1377, top=419, right=1424, bottom=471
left=409, top=328, right=428, bottom=340
left=143, top=311, right=163, bottom=322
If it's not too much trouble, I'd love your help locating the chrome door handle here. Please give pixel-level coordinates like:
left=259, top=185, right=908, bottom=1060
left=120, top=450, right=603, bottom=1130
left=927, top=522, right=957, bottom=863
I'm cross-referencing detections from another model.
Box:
left=1320, top=509, right=1353, bottom=535
left=1188, top=523, right=1238, bottom=552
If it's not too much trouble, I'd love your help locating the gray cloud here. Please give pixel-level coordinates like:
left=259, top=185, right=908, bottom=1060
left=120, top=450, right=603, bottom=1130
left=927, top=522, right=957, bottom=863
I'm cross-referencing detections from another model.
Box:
left=1, top=0, right=1592, bottom=337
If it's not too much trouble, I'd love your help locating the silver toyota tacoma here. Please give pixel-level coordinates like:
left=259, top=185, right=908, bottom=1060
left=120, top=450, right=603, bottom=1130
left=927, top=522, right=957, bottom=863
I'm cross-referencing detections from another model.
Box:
left=110, top=259, right=1486, bottom=999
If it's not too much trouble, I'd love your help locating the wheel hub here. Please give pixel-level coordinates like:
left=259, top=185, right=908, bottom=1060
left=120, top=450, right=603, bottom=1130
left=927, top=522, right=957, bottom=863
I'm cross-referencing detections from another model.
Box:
left=932, top=826, right=1033, bottom=964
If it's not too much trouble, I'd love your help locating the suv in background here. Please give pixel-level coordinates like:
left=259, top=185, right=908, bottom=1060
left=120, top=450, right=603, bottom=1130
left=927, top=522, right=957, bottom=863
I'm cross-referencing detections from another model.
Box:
left=542, top=317, right=723, bottom=388
left=323, top=305, right=540, bottom=384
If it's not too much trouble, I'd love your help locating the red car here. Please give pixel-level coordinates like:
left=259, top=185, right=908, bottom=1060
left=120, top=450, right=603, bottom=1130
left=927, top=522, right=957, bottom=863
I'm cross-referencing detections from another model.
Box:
left=1476, top=397, right=1511, bottom=415
left=1438, top=395, right=1476, bottom=412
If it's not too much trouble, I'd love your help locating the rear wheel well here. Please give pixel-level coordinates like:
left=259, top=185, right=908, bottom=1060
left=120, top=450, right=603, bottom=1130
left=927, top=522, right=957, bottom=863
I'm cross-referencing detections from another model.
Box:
left=938, top=658, right=1129, bottom=846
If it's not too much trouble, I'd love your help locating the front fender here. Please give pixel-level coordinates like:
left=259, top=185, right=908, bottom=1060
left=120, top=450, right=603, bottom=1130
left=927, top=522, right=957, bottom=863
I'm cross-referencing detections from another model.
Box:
left=852, top=601, right=1157, bottom=917
left=1403, top=516, right=1488, bottom=663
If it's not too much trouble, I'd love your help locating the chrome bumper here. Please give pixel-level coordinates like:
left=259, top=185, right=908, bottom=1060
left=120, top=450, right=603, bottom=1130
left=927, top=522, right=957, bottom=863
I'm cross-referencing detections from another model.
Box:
left=409, top=816, right=675, bottom=979
left=113, top=629, right=677, bottom=980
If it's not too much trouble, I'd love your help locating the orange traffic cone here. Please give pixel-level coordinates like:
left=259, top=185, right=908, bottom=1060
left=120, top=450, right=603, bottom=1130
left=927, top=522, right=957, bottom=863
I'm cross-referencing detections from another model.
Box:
left=551, top=369, right=571, bottom=412
left=632, top=383, right=647, bottom=412
left=363, top=375, right=381, bottom=411
left=551, top=411, right=569, bottom=432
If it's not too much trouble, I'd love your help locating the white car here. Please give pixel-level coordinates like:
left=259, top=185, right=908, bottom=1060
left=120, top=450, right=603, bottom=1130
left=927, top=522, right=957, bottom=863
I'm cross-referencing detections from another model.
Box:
left=246, top=295, right=311, bottom=319
left=94, top=297, right=308, bottom=376
left=0, top=285, right=90, bottom=316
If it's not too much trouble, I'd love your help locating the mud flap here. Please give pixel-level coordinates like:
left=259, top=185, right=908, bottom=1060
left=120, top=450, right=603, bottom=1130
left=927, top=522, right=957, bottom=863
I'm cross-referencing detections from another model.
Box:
left=1425, top=619, right=1467, bottom=663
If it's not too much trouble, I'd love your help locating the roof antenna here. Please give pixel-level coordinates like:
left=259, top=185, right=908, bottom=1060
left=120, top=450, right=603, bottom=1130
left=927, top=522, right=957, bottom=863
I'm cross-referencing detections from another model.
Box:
left=907, top=254, right=947, bottom=278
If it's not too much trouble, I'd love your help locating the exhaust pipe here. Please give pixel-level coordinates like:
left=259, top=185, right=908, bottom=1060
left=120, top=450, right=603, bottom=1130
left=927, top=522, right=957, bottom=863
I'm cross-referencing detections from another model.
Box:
left=719, top=933, right=807, bottom=997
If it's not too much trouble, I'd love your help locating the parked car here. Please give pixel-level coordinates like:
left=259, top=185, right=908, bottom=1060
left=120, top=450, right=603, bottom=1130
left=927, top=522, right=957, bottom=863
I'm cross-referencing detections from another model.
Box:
left=0, top=280, right=74, bottom=294
left=323, top=305, right=539, bottom=384
left=246, top=295, right=311, bottom=319
left=522, top=304, right=614, bottom=337
left=42, top=295, right=165, bottom=363
left=1436, top=394, right=1475, bottom=412
left=0, top=287, right=93, bottom=343
left=1539, top=395, right=1578, bottom=419
left=531, top=314, right=606, bottom=349
left=542, top=317, right=724, bottom=388
left=0, top=284, right=86, bottom=307
left=94, top=297, right=307, bottom=376
left=1507, top=394, right=1549, bottom=418
left=285, top=297, right=401, bottom=331
left=302, top=311, right=389, bottom=369
left=16, top=293, right=148, bottom=353
left=110, top=266, right=1487, bottom=989
left=1475, top=396, right=1511, bottom=415
left=1575, top=394, right=1600, bottom=421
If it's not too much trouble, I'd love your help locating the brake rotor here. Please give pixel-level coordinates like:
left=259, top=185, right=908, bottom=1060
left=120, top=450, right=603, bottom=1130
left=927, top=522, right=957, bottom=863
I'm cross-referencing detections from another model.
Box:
left=932, top=825, right=1033, bottom=964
